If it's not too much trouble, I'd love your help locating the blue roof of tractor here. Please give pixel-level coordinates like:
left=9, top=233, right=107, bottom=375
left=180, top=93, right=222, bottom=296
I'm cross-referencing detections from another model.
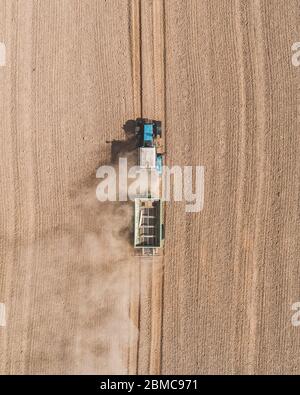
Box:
left=144, top=124, right=153, bottom=142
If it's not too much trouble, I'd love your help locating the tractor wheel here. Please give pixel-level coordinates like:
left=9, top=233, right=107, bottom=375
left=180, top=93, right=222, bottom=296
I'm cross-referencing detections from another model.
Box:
left=156, top=124, right=162, bottom=137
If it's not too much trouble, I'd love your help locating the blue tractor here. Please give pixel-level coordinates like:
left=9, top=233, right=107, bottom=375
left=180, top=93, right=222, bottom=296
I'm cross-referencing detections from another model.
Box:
left=135, top=119, right=164, bottom=174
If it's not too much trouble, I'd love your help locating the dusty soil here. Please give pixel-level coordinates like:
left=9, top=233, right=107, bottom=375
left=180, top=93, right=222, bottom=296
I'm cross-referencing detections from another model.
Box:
left=0, top=0, right=300, bottom=374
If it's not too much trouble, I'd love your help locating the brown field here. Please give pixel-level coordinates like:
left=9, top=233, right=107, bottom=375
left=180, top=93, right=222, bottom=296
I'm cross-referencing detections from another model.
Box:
left=0, top=0, right=300, bottom=374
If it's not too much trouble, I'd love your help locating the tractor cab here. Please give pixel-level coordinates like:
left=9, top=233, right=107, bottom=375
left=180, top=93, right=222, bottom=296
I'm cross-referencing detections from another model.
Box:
left=143, top=123, right=154, bottom=147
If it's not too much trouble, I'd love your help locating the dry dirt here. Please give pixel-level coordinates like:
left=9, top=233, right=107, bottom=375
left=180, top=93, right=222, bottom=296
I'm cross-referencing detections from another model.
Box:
left=0, top=0, right=300, bottom=374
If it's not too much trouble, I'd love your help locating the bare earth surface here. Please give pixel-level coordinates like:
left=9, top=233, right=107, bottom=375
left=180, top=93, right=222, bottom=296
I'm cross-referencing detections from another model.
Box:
left=0, top=0, right=300, bottom=374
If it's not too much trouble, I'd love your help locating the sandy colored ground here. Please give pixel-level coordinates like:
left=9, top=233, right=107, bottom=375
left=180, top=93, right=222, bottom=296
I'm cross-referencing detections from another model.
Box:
left=0, top=0, right=300, bottom=374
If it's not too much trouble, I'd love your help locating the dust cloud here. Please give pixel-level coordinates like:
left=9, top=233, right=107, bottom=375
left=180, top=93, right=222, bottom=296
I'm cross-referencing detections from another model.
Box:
left=70, top=153, right=139, bottom=374
left=18, top=151, right=140, bottom=374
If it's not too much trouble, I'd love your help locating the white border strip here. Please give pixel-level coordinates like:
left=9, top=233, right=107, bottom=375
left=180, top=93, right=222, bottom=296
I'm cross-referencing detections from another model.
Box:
left=0, top=303, right=6, bottom=327
left=0, top=43, right=6, bottom=66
